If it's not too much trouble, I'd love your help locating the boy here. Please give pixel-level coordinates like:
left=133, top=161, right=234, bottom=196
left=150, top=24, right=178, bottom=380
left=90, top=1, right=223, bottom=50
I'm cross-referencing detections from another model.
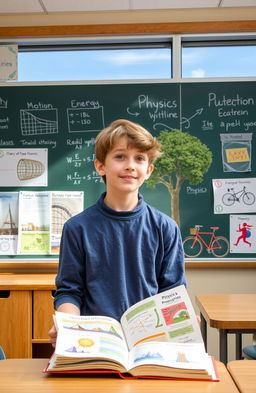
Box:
left=49, top=119, right=186, bottom=346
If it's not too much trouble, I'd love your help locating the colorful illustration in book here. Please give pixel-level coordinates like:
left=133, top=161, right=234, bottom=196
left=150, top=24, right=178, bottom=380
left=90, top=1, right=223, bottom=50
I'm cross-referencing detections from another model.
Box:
left=229, top=215, right=256, bottom=253
left=125, top=300, right=165, bottom=340
left=161, top=302, right=190, bottom=326
left=183, top=225, right=229, bottom=258
left=133, top=351, right=163, bottom=364
left=62, top=320, right=123, bottom=340
left=176, top=352, right=189, bottom=363
left=234, top=222, right=253, bottom=247
left=65, top=337, right=97, bottom=354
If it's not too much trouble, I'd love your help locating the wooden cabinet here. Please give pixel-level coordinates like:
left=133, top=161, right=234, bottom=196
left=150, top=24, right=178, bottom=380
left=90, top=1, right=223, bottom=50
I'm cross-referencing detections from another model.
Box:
left=0, top=290, right=32, bottom=358
left=33, top=290, right=55, bottom=340
left=0, top=274, right=56, bottom=359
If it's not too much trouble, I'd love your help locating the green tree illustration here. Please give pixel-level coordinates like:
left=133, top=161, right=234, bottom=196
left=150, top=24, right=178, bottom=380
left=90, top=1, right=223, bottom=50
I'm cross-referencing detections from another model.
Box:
left=147, top=130, right=212, bottom=227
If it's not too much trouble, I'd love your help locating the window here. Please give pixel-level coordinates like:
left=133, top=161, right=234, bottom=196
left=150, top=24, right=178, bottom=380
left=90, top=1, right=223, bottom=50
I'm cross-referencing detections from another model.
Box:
left=2, top=34, right=256, bottom=82
left=18, top=45, right=172, bottom=82
left=182, top=43, right=256, bottom=78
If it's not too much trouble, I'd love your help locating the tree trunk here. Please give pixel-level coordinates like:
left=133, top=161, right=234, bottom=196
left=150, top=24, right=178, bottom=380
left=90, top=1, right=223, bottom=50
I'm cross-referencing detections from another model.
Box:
left=170, top=188, right=180, bottom=228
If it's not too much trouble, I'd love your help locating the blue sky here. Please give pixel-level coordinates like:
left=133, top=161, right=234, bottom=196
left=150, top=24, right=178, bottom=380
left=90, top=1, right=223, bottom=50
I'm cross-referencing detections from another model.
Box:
left=17, top=45, right=256, bottom=82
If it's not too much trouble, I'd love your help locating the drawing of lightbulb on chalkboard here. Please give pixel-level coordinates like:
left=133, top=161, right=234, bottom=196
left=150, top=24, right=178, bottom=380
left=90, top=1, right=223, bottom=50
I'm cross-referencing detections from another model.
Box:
left=17, top=158, right=45, bottom=181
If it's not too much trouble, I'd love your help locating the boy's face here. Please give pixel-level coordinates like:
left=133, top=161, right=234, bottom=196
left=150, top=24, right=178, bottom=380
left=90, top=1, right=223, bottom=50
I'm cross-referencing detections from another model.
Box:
left=94, top=137, right=154, bottom=195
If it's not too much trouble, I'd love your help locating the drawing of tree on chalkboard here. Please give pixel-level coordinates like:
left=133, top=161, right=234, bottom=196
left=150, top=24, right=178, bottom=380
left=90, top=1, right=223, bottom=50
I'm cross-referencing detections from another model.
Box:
left=147, top=130, right=212, bottom=227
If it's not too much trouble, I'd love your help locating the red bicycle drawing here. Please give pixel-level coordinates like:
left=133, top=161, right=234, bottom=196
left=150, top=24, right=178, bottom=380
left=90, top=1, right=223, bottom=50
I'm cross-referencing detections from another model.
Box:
left=183, top=225, right=229, bottom=258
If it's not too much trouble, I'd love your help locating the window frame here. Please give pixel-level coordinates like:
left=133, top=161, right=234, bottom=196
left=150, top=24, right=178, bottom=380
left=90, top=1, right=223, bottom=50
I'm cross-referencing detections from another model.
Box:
left=1, top=32, right=256, bottom=83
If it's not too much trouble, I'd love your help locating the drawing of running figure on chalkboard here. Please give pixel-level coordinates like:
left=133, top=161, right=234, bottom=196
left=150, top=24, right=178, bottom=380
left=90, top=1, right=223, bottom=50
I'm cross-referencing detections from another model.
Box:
left=234, top=222, right=253, bottom=247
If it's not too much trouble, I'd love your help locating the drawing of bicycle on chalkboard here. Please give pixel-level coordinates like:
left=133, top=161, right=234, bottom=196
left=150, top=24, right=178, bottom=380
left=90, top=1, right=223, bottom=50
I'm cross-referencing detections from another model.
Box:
left=183, top=225, right=229, bottom=258
left=222, top=186, right=255, bottom=206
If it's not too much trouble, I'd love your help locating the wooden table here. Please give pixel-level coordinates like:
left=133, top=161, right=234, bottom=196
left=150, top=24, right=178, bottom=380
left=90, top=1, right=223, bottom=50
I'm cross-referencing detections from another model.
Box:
left=227, top=360, right=256, bottom=393
left=196, top=294, right=256, bottom=365
left=0, top=358, right=239, bottom=393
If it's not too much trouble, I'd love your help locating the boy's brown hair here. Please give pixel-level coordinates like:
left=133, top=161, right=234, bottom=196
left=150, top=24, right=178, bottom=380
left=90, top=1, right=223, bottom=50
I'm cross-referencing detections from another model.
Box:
left=95, top=119, right=162, bottom=165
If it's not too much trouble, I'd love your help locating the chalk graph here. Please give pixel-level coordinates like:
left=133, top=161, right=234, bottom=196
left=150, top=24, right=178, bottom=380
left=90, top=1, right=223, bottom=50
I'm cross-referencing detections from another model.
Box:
left=20, top=109, right=58, bottom=135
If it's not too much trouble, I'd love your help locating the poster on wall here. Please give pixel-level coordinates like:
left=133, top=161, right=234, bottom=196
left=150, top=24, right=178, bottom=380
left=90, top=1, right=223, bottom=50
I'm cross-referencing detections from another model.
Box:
left=51, top=191, right=84, bottom=254
left=212, top=178, right=256, bottom=214
left=230, top=215, right=256, bottom=254
left=0, top=148, right=48, bottom=187
left=0, top=192, right=19, bottom=254
left=18, top=191, right=51, bottom=254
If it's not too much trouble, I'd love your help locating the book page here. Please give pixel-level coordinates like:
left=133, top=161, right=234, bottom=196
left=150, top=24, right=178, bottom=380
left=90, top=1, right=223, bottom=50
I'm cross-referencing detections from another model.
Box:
left=54, top=312, right=129, bottom=370
left=121, top=285, right=203, bottom=350
left=128, top=341, right=217, bottom=380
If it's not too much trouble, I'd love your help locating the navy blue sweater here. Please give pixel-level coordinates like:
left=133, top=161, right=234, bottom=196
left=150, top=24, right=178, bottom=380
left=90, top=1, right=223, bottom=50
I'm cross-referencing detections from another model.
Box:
left=54, top=193, right=186, bottom=320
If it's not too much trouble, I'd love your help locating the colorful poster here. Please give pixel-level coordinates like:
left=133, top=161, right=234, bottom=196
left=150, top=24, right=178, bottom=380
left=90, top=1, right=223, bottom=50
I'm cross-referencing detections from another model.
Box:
left=0, top=192, right=19, bottom=254
left=0, top=148, right=48, bottom=187
left=51, top=191, right=84, bottom=254
left=212, top=178, right=256, bottom=214
left=18, top=191, right=51, bottom=254
left=230, top=215, right=256, bottom=254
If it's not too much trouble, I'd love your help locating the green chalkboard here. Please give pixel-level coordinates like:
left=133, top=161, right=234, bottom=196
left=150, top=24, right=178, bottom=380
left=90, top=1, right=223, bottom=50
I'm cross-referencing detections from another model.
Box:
left=0, top=81, right=255, bottom=261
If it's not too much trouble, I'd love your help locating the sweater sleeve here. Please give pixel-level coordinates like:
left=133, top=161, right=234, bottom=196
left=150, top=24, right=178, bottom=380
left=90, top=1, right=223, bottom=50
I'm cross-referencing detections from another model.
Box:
left=157, top=218, right=186, bottom=292
left=54, top=221, right=86, bottom=311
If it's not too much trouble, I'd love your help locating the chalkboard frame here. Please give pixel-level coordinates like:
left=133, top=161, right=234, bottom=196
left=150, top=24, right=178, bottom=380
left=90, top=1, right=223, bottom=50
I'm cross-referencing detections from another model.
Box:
left=0, top=80, right=256, bottom=271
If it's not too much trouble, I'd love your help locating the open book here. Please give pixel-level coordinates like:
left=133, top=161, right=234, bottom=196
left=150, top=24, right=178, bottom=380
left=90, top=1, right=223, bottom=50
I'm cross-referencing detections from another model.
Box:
left=45, top=285, right=219, bottom=381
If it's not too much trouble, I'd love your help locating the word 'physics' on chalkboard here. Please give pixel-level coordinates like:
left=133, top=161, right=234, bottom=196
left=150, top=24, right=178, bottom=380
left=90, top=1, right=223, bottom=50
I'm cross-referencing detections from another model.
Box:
left=0, top=81, right=255, bottom=263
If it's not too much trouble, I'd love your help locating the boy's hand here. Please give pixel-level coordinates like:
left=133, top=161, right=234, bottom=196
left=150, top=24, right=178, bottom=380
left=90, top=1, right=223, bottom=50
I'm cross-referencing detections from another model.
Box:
left=48, top=303, right=80, bottom=347
left=48, top=324, right=57, bottom=348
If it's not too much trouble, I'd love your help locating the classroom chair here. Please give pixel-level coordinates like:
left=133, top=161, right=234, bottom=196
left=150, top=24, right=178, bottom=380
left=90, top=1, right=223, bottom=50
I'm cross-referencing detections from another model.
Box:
left=242, top=334, right=256, bottom=360
left=0, top=346, right=6, bottom=360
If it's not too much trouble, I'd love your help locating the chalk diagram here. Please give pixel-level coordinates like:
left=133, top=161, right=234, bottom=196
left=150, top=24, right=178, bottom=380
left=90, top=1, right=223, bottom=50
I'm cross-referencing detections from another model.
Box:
left=0, top=97, right=8, bottom=109
left=20, top=109, right=58, bottom=135
left=17, top=158, right=45, bottom=181
left=67, top=106, right=105, bottom=133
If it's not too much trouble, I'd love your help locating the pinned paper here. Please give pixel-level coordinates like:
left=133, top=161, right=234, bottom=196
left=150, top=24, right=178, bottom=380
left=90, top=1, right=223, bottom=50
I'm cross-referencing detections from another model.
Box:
left=0, top=45, right=18, bottom=81
left=220, top=133, right=252, bottom=172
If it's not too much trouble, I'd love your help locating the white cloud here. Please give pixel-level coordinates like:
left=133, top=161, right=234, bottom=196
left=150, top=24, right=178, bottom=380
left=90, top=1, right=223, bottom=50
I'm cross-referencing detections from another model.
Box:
left=182, top=51, right=202, bottom=65
left=191, top=68, right=206, bottom=78
left=98, top=51, right=170, bottom=65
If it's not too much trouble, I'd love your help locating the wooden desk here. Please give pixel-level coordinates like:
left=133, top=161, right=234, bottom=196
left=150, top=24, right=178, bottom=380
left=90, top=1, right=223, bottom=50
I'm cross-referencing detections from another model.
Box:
left=196, top=294, right=256, bottom=365
left=227, top=360, right=256, bottom=393
left=0, top=359, right=239, bottom=393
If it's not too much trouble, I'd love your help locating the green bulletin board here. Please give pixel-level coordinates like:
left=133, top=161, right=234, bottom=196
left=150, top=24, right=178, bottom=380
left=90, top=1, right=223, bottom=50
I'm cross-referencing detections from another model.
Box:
left=0, top=81, right=255, bottom=263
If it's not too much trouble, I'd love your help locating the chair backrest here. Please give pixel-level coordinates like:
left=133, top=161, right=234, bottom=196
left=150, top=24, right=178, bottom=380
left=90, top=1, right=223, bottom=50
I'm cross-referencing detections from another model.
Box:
left=0, top=346, right=6, bottom=360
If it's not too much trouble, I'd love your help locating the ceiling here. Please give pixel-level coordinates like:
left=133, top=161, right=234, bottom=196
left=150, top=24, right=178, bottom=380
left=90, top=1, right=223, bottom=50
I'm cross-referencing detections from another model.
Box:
left=1, top=0, right=256, bottom=14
